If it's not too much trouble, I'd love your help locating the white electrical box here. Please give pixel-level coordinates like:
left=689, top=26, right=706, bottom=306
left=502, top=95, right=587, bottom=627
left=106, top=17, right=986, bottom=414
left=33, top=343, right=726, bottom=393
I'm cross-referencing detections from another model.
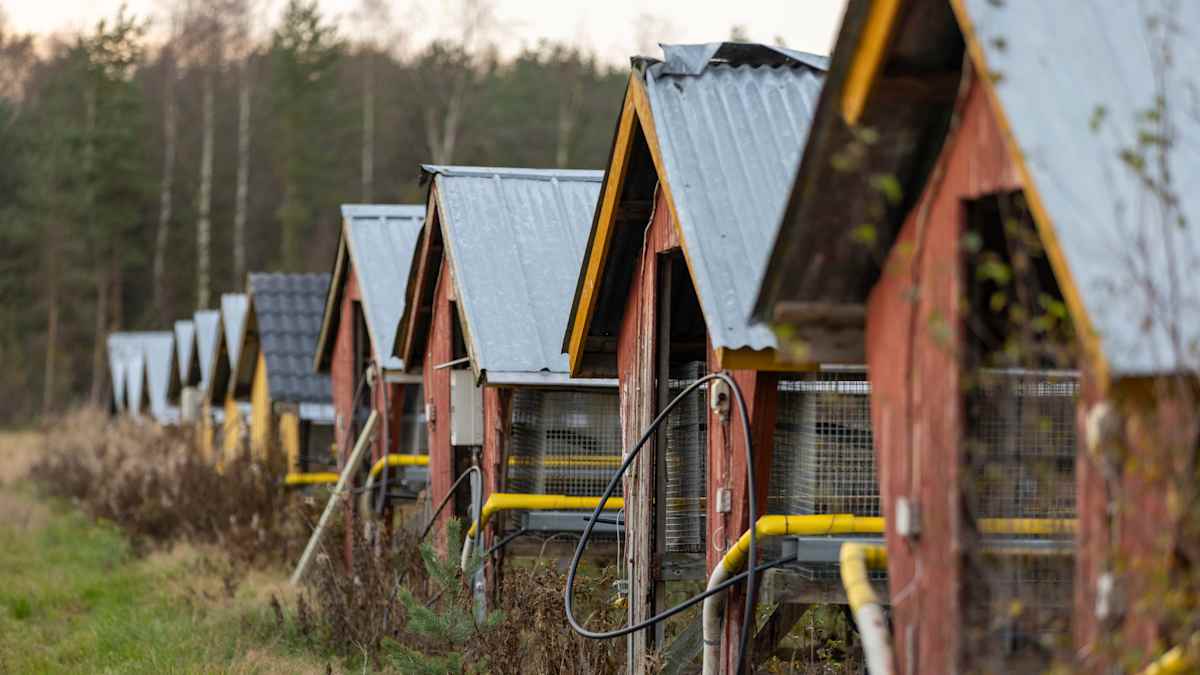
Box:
left=450, top=369, right=484, bottom=446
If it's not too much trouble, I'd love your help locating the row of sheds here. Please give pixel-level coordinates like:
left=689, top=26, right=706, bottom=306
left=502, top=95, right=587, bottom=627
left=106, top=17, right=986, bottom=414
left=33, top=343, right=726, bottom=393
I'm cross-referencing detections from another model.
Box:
left=103, top=1, right=1200, bottom=671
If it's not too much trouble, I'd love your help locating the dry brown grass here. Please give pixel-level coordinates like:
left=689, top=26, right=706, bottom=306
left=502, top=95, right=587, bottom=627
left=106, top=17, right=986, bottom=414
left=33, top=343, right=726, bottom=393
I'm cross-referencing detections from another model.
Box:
left=0, top=426, right=46, bottom=486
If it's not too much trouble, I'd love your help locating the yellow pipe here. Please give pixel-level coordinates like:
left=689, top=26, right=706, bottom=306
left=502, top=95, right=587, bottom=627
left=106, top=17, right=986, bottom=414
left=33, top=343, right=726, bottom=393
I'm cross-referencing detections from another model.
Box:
left=285, top=472, right=340, bottom=486
left=506, top=455, right=622, bottom=467
left=367, top=453, right=429, bottom=479
left=841, top=543, right=888, bottom=613
left=723, top=514, right=886, bottom=573
left=466, top=493, right=625, bottom=537
left=1141, top=634, right=1200, bottom=675
left=978, top=518, right=1076, bottom=536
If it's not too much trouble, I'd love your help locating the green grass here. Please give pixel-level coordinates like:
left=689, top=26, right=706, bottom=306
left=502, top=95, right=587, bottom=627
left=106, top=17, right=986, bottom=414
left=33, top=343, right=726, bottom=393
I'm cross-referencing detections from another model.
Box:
left=0, top=495, right=325, bottom=674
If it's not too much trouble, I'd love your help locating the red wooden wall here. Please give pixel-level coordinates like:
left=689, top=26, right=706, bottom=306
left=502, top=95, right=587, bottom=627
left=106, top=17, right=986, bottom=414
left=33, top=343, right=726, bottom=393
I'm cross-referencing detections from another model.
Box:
left=423, top=254, right=456, bottom=548
left=616, top=186, right=780, bottom=672
left=864, top=75, right=1022, bottom=674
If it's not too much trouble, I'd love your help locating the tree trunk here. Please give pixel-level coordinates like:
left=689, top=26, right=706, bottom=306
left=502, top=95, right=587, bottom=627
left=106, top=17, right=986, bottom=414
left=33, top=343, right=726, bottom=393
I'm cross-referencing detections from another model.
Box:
left=89, top=265, right=109, bottom=407
left=361, top=50, right=374, bottom=202
left=197, top=66, right=214, bottom=309
left=42, top=265, right=59, bottom=418
left=233, top=56, right=251, bottom=286
left=153, top=48, right=177, bottom=317
left=555, top=77, right=582, bottom=169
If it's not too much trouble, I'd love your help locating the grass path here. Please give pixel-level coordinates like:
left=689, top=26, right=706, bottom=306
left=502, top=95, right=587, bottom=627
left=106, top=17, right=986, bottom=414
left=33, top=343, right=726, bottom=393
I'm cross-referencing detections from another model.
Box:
left=0, top=490, right=328, bottom=674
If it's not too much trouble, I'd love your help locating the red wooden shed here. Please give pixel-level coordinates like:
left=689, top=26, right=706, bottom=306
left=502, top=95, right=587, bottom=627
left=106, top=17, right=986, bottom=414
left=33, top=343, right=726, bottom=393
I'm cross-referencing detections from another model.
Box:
left=563, top=43, right=849, bottom=674
left=313, top=204, right=427, bottom=555
left=394, top=165, right=618, bottom=603
left=755, top=1, right=1200, bottom=672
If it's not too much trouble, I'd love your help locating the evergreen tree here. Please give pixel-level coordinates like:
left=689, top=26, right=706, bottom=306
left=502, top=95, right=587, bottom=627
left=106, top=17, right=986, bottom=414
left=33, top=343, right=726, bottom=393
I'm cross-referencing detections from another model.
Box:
left=269, top=0, right=345, bottom=272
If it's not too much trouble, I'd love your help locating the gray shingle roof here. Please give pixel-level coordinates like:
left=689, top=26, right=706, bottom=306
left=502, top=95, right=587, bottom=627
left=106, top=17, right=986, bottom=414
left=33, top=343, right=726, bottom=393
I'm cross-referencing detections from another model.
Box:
left=641, top=43, right=826, bottom=354
left=249, top=273, right=332, bottom=404
left=421, top=165, right=603, bottom=380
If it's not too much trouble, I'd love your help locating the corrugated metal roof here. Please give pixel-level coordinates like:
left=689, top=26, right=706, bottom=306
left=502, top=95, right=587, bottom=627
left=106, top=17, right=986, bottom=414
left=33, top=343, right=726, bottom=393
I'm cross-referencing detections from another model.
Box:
left=140, top=332, right=176, bottom=422
left=960, top=0, right=1200, bottom=376
left=248, top=273, right=332, bottom=404
left=174, top=320, right=195, bottom=386
left=106, top=333, right=137, bottom=411
left=126, top=350, right=146, bottom=418
left=342, top=204, right=425, bottom=371
left=423, top=164, right=603, bottom=379
left=221, top=294, right=249, bottom=370
left=642, top=43, right=826, bottom=354
left=193, top=310, right=221, bottom=391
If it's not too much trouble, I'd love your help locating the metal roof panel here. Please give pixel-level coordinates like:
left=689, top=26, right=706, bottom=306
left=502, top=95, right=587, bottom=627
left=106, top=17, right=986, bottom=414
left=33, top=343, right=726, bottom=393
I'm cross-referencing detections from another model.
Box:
left=643, top=51, right=825, bottom=353
left=426, top=165, right=603, bottom=376
left=341, top=204, right=426, bottom=371
left=961, top=0, right=1200, bottom=376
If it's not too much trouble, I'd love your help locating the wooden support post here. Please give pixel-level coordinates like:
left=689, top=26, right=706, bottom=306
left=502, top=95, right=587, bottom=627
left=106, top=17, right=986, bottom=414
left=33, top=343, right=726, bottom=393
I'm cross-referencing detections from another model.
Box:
left=291, top=410, right=378, bottom=585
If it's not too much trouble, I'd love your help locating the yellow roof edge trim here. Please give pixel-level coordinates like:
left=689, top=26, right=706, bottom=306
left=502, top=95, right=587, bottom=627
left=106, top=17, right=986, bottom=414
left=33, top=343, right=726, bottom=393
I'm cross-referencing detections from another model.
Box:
left=567, top=73, right=641, bottom=377
left=949, top=0, right=1110, bottom=392
left=841, top=0, right=903, bottom=125
left=717, top=347, right=816, bottom=373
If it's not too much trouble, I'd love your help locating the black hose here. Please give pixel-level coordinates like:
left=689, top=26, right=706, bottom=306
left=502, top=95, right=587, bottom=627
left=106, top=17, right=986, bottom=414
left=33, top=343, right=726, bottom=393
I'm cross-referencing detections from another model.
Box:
left=563, top=372, right=759, bottom=674
left=419, top=464, right=484, bottom=562
left=484, top=527, right=529, bottom=558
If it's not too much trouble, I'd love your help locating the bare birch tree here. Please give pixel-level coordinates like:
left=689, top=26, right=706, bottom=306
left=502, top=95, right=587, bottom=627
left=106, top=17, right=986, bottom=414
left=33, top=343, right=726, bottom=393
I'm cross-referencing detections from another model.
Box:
left=151, top=12, right=180, bottom=317
left=421, top=0, right=496, bottom=165
left=228, top=0, right=260, bottom=287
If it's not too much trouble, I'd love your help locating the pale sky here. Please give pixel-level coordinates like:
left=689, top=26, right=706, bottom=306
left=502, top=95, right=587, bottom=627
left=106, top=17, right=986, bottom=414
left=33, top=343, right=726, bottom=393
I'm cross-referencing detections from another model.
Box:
left=2, top=0, right=847, bottom=63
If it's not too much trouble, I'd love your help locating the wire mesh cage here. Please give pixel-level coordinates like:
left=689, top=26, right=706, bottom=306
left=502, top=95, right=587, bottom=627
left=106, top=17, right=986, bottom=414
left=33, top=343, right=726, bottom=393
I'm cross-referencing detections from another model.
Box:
left=963, top=369, right=1078, bottom=666
left=504, top=388, right=622, bottom=532
left=771, top=372, right=878, bottom=517
left=665, top=361, right=709, bottom=554
left=770, top=371, right=878, bottom=581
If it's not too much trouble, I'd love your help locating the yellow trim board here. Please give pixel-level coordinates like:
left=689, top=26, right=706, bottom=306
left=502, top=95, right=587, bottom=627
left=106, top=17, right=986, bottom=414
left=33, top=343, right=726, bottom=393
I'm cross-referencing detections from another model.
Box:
left=717, top=347, right=816, bottom=373
left=568, top=75, right=641, bottom=376
left=841, top=0, right=903, bottom=125
left=949, top=0, right=1109, bottom=391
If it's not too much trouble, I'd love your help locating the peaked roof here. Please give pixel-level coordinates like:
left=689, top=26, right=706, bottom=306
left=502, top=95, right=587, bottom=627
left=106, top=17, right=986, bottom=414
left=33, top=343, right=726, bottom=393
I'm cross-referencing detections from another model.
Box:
left=126, top=349, right=146, bottom=417
left=141, top=331, right=177, bottom=423
left=192, top=310, right=221, bottom=391
left=234, top=273, right=332, bottom=404
left=397, top=165, right=603, bottom=383
left=564, top=42, right=827, bottom=375
left=173, top=320, right=195, bottom=394
left=106, top=333, right=137, bottom=412
left=959, top=0, right=1200, bottom=377
left=205, top=294, right=248, bottom=404
left=314, top=204, right=426, bottom=373
left=754, top=0, right=1200, bottom=381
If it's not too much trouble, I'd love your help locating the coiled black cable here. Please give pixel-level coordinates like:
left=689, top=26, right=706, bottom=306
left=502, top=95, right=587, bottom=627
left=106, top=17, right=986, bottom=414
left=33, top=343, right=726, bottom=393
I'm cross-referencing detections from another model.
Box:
left=563, top=372, right=760, bottom=675
left=419, top=464, right=484, bottom=567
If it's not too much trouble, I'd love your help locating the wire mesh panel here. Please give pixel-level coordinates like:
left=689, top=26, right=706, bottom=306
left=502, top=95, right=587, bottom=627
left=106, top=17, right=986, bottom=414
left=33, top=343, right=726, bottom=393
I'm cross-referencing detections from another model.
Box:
left=771, top=373, right=878, bottom=517
left=506, top=388, right=622, bottom=497
left=964, top=370, right=1078, bottom=667
left=665, top=361, right=708, bottom=554
left=770, top=372, right=878, bottom=581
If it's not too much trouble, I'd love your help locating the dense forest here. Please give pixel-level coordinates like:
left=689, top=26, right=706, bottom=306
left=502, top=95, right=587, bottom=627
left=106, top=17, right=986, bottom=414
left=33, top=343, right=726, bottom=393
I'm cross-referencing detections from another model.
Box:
left=0, top=0, right=632, bottom=424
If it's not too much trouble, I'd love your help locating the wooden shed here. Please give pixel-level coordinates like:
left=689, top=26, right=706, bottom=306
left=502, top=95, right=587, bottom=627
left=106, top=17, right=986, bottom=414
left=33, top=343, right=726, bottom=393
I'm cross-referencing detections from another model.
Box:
left=172, top=319, right=200, bottom=423
left=204, top=293, right=250, bottom=465
left=313, top=205, right=427, bottom=510
left=562, top=43, right=836, bottom=673
left=189, top=309, right=222, bottom=462
left=141, top=331, right=180, bottom=425
left=395, top=165, right=618, bottom=601
left=106, top=332, right=136, bottom=415
left=754, top=1, right=1200, bottom=672
left=229, top=273, right=334, bottom=474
